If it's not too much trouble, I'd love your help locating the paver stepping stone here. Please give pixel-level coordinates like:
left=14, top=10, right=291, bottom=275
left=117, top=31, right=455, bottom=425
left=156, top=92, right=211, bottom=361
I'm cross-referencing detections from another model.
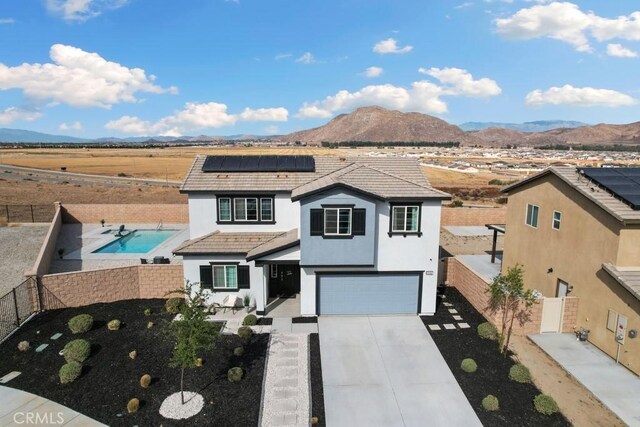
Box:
left=443, top=324, right=456, bottom=330
left=0, top=371, right=21, bottom=383
left=448, top=309, right=458, bottom=314
left=453, top=315, right=463, bottom=321
left=428, top=324, right=441, bottom=331
left=51, top=332, right=63, bottom=340
left=35, top=344, right=48, bottom=352
left=443, top=302, right=453, bottom=307
left=458, top=323, right=470, bottom=329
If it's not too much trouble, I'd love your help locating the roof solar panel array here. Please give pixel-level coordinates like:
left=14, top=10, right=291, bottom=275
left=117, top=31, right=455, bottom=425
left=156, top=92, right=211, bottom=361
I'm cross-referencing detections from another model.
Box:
left=202, top=155, right=315, bottom=173
left=579, top=167, right=640, bottom=210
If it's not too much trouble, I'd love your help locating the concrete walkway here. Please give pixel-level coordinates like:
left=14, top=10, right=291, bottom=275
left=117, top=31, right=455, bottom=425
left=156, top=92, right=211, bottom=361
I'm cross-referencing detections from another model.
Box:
left=319, top=316, right=481, bottom=427
left=530, top=333, right=640, bottom=427
left=0, top=385, right=106, bottom=426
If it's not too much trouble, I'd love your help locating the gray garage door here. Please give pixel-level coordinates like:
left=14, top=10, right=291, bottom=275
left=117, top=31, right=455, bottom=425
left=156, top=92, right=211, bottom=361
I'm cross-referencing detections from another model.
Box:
left=318, top=274, right=420, bottom=315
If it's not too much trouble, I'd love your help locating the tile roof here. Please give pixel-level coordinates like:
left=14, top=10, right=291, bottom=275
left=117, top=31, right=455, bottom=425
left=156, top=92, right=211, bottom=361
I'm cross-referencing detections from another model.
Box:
left=602, top=263, right=640, bottom=303
left=502, top=166, right=640, bottom=224
left=246, top=228, right=299, bottom=261
left=173, top=231, right=286, bottom=255
left=180, top=155, right=450, bottom=200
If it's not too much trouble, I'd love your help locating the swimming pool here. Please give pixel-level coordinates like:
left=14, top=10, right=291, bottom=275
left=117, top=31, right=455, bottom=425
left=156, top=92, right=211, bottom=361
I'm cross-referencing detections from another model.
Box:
left=92, top=229, right=179, bottom=254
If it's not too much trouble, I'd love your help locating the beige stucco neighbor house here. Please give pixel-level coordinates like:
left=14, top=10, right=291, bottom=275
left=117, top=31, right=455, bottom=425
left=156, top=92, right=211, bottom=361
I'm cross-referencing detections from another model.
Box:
left=502, top=166, right=640, bottom=375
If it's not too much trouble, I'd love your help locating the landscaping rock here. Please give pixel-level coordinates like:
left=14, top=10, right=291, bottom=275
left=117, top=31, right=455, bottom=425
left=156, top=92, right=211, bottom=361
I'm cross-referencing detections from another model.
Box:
left=159, top=392, right=204, bottom=419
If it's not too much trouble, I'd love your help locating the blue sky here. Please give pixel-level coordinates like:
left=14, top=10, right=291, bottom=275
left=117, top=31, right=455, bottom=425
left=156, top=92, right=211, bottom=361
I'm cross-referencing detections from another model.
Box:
left=0, top=0, right=639, bottom=137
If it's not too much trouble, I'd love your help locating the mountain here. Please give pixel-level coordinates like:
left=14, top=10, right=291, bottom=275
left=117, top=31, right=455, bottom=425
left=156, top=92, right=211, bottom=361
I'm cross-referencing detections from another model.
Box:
left=0, top=128, right=89, bottom=143
left=459, top=120, right=588, bottom=132
left=285, top=106, right=469, bottom=144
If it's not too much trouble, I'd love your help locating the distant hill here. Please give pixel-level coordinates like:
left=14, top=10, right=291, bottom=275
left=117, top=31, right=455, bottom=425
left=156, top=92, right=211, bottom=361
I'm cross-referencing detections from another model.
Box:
left=460, top=120, right=588, bottom=132
left=0, top=128, right=89, bottom=143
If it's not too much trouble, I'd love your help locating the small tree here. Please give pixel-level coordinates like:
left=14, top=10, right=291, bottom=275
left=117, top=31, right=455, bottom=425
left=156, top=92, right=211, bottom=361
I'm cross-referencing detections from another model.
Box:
left=167, top=283, right=218, bottom=404
left=487, top=264, right=537, bottom=354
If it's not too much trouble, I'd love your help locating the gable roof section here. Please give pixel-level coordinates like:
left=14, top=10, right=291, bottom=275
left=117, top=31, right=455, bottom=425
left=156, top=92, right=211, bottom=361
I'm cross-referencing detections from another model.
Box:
left=602, top=263, right=640, bottom=303
left=502, top=166, right=640, bottom=224
left=173, top=231, right=285, bottom=255
left=246, top=228, right=299, bottom=261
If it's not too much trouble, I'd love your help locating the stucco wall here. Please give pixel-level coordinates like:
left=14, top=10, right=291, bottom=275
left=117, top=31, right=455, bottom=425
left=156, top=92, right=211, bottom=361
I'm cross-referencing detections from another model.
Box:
left=440, top=207, right=506, bottom=226
left=25, top=202, right=62, bottom=278
left=62, top=204, right=189, bottom=224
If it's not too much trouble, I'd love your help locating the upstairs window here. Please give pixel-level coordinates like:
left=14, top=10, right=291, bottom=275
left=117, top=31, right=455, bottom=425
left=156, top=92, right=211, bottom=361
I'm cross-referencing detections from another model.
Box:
left=310, top=207, right=365, bottom=238
left=325, top=208, right=351, bottom=235
left=526, top=204, right=539, bottom=228
left=217, top=196, right=275, bottom=223
left=552, top=211, right=562, bottom=230
left=218, top=198, right=232, bottom=222
left=261, top=198, right=273, bottom=222
left=391, top=205, right=420, bottom=233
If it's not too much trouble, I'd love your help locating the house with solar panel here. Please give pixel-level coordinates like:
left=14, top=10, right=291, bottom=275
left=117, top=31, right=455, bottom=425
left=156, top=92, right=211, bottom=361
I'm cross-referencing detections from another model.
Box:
left=172, top=155, right=450, bottom=317
left=501, top=166, right=640, bottom=374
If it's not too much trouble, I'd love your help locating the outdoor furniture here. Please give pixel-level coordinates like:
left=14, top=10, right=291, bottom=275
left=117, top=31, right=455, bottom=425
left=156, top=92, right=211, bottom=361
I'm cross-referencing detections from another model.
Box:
left=212, top=295, right=242, bottom=314
left=153, top=256, right=170, bottom=264
left=140, top=258, right=148, bottom=264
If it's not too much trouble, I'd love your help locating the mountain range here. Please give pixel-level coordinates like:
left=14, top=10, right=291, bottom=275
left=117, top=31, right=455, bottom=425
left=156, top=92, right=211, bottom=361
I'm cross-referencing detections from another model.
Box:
left=459, top=120, right=588, bottom=132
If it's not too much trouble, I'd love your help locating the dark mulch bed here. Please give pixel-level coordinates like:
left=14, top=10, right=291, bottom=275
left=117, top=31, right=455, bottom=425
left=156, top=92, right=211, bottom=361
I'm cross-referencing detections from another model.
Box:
left=292, top=316, right=318, bottom=324
left=309, top=333, right=325, bottom=427
left=257, top=317, right=272, bottom=325
left=422, top=287, right=569, bottom=427
left=0, top=299, right=268, bottom=426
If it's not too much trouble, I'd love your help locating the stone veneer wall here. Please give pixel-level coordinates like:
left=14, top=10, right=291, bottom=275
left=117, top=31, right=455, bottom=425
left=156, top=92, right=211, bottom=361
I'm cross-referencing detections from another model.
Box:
left=39, top=264, right=184, bottom=309
left=61, top=204, right=189, bottom=224
left=445, top=257, right=578, bottom=335
left=441, top=207, right=506, bottom=226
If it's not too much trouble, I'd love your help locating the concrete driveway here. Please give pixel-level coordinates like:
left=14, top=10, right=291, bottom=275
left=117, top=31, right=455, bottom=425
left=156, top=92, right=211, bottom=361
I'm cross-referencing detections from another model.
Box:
left=318, top=316, right=481, bottom=427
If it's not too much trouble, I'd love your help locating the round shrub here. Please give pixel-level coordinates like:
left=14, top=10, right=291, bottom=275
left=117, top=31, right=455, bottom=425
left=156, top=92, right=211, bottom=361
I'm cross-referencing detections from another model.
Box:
left=242, top=314, right=258, bottom=326
left=534, top=394, right=559, bottom=415
left=147, top=321, right=154, bottom=329
left=165, top=298, right=184, bottom=314
left=482, top=395, right=499, bottom=411
left=228, top=367, right=244, bottom=383
left=461, top=358, right=478, bottom=373
left=127, top=398, right=140, bottom=413
left=233, top=346, right=244, bottom=357
left=238, top=326, right=253, bottom=340
left=17, top=341, right=30, bottom=352
left=107, top=319, right=121, bottom=331
left=68, top=314, right=93, bottom=334
left=477, top=322, right=498, bottom=341
left=509, top=363, right=531, bottom=383
left=59, top=362, right=82, bottom=384
left=63, top=339, right=91, bottom=363
left=143, top=308, right=152, bottom=316
left=195, top=358, right=203, bottom=367
left=140, top=374, right=151, bottom=388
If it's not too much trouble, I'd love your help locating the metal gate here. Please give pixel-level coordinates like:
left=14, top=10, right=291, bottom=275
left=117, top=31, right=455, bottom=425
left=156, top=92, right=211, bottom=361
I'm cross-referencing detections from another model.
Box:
left=540, top=297, right=565, bottom=333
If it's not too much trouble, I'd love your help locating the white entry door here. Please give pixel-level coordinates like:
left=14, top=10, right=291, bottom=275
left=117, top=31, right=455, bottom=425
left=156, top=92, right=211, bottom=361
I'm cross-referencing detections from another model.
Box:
left=556, top=280, right=569, bottom=297
left=540, top=297, right=565, bottom=333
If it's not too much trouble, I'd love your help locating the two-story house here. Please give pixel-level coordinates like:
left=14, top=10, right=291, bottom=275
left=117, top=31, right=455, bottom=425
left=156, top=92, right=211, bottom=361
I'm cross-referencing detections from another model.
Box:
left=502, top=166, right=640, bottom=374
left=173, top=155, right=449, bottom=317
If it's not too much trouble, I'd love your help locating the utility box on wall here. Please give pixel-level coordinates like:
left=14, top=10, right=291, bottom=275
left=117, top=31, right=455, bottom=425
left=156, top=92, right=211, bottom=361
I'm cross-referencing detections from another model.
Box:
left=616, top=314, right=628, bottom=345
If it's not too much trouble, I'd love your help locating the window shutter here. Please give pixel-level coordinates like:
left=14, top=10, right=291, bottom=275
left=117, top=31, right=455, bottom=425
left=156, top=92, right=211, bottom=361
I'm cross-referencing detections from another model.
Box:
left=310, top=209, right=324, bottom=235
left=237, top=266, right=251, bottom=289
left=352, top=209, right=366, bottom=235
left=199, top=265, right=213, bottom=289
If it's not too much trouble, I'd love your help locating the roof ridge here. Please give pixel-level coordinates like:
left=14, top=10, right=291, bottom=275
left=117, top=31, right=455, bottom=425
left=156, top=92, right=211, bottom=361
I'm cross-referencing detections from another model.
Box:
left=180, top=156, right=203, bottom=191
left=356, top=163, right=431, bottom=189
left=290, top=161, right=358, bottom=191
left=248, top=228, right=297, bottom=253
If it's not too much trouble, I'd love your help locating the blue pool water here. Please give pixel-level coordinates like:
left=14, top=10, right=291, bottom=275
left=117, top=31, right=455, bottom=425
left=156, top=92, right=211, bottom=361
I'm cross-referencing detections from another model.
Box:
left=92, top=229, right=178, bottom=254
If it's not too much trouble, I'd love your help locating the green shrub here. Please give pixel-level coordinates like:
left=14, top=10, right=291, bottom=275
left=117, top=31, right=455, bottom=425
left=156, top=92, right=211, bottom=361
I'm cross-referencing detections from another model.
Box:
left=59, top=362, right=82, bottom=384
left=482, top=395, right=499, bottom=411
left=509, top=364, right=531, bottom=383
left=461, top=358, right=477, bottom=373
left=233, top=346, right=244, bottom=357
left=63, top=339, right=91, bottom=363
left=140, top=374, right=151, bottom=388
left=68, top=314, right=93, bottom=334
left=533, top=394, right=559, bottom=415
left=449, top=200, right=464, bottom=208
left=237, top=326, right=253, bottom=340
left=143, top=308, right=152, bottom=316
left=242, top=314, right=258, bottom=326
left=165, top=298, right=183, bottom=314
left=147, top=321, right=154, bottom=329
left=477, top=322, right=498, bottom=341
left=107, top=319, right=121, bottom=331
left=227, top=367, right=243, bottom=383
left=488, top=179, right=503, bottom=185
left=127, top=398, right=140, bottom=413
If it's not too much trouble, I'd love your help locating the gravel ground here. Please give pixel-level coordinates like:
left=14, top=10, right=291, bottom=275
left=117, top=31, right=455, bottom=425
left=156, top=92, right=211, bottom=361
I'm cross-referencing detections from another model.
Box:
left=0, top=224, right=49, bottom=295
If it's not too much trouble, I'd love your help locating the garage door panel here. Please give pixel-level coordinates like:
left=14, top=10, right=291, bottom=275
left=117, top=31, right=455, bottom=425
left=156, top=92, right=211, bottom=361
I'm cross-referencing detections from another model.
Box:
left=319, top=274, right=419, bottom=315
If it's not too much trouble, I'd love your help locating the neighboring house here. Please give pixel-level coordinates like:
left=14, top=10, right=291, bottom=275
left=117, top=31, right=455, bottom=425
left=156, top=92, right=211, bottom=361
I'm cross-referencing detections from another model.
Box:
left=173, top=155, right=449, bottom=316
left=502, top=166, right=640, bottom=375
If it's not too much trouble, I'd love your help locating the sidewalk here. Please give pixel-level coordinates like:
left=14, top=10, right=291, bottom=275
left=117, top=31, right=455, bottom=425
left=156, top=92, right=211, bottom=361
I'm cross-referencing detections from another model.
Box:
left=0, top=385, right=106, bottom=426
left=530, top=333, right=640, bottom=427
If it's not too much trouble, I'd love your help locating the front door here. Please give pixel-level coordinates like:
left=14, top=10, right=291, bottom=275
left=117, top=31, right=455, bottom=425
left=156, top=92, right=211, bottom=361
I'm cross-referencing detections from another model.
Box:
left=269, top=264, right=300, bottom=298
left=556, top=280, right=569, bottom=297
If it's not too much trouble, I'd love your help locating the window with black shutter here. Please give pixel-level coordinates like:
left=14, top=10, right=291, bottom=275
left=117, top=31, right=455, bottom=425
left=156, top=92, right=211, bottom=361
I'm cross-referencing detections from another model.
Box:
left=237, top=266, right=251, bottom=289
left=310, top=209, right=324, bottom=235
left=352, top=209, right=366, bottom=235
left=199, top=265, right=213, bottom=289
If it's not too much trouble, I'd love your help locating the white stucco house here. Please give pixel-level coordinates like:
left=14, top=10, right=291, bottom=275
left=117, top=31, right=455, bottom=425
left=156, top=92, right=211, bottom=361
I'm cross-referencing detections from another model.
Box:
left=173, top=155, right=450, bottom=316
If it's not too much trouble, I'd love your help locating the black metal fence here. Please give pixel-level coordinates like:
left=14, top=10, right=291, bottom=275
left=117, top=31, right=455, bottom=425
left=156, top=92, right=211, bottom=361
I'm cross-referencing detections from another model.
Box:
left=0, top=204, right=55, bottom=223
left=0, top=278, right=38, bottom=342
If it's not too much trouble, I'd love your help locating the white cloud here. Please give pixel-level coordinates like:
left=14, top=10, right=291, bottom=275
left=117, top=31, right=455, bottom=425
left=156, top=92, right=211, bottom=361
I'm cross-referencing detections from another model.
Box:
left=607, top=43, right=638, bottom=58
left=46, top=0, right=129, bottom=21
left=105, top=102, right=288, bottom=136
left=496, top=2, right=640, bottom=52
left=361, top=66, right=383, bottom=78
left=0, top=107, right=42, bottom=125
left=0, top=44, right=177, bottom=109
left=274, top=53, right=293, bottom=60
left=525, top=84, right=636, bottom=107
left=0, top=18, right=15, bottom=24
left=295, top=52, right=316, bottom=64
left=373, top=38, right=413, bottom=54
left=297, top=67, right=500, bottom=118
left=418, top=67, right=501, bottom=97
left=455, top=3, right=474, bottom=10
left=59, top=121, right=83, bottom=131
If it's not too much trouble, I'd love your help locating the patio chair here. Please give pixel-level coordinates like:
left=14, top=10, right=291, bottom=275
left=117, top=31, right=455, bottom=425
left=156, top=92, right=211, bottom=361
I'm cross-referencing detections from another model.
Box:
left=140, top=258, right=148, bottom=264
left=212, top=295, right=242, bottom=314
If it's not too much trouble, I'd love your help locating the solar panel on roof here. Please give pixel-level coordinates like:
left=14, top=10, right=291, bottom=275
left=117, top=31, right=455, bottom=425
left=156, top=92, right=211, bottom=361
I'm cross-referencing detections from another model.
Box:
left=579, top=167, right=640, bottom=210
left=202, top=155, right=315, bottom=173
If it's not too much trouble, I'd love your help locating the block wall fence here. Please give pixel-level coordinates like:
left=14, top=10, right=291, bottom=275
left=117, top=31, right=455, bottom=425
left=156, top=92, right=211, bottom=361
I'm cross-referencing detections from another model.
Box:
left=440, top=207, right=507, bottom=226
left=61, top=204, right=189, bottom=224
